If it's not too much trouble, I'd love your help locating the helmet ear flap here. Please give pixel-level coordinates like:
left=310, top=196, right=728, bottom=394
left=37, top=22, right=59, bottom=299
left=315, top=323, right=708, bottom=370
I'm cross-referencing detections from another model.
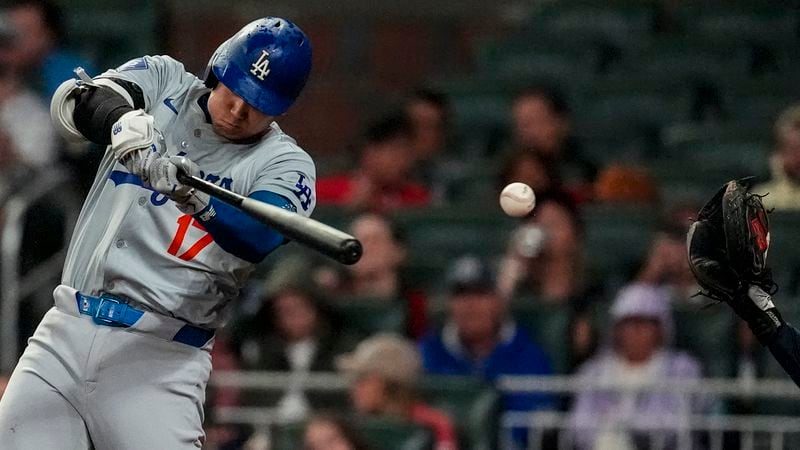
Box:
left=203, top=70, right=218, bottom=89
left=204, top=37, right=232, bottom=89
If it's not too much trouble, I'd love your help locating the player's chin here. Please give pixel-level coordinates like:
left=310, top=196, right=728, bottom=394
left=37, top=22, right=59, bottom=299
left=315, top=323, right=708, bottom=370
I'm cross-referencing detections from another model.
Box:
left=212, top=122, right=248, bottom=141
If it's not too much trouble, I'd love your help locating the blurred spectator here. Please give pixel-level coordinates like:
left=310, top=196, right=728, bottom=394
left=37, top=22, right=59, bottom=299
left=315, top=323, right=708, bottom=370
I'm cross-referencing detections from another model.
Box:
left=339, top=334, right=458, bottom=450
left=6, top=0, right=96, bottom=99
left=405, top=88, right=453, bottom=202
left=568, top=283, right=709, bottom=450
left=314, top=213, right=429, bottom=338
left=316, top=112, right=431, bottom=213
left=419, top=256, right=553, bottom=445
left=407, top=88, right=449, bottom=171
left=637, top=229, right=698, bottom=302
left=594, top=164, right=659, bottom=204
left=496, top=152, right=583, bottom=303
left=509, top=84, right=596, bottom=200
left=754, top=104, right=800, bottom=210
left=235, top=285, right=359, bottom=421
left=0, top=16, right=56, bottom=193
left=304, top=414, right=373, bottom=450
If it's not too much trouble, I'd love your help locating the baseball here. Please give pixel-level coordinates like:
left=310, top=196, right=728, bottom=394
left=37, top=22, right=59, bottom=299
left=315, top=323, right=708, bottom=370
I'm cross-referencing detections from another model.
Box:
left=500, top=182, right=536, bottom=217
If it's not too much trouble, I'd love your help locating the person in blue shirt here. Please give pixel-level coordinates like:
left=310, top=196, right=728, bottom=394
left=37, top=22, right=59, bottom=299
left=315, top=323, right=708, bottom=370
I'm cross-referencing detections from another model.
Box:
left=7, top=0, right=96, bottom=99
left=419, top=255, right=554, bottom=445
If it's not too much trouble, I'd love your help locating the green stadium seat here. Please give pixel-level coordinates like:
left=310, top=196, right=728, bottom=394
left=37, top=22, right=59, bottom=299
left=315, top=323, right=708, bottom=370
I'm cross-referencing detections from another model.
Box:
left=392, top=208, right=516, bottom=289
left=672, top=303, right=738, bottom=378
left=420, top=376, right=501, bottom=450
left=271, top=416, right=434, bottom=450
left=660, top=122, right=772, bottom=151
left=580, top=204, right=660, bottom=290
left=573, top=77, right=694, bottom=154
left=64, top=1, right=159, bottom=68
left=765, top=212, right=800, bottom=296
left=448, top=93, right=511, bottom=157
left=333, top=300, right=407, bottom=336
left=528, top=1, right=655, bottom=47
left=677, top=4, right=799, bottom=45
left=476, top=33, right=607, bottom=80
left=725, top=94, right=796, bottom=124
left=510, top=301, right=572, bottom=374
left=443, top=162, right=502, bottom=207
left=661, top=140, right=769, bottom=178
left=619, top=37, right=751, bottom=83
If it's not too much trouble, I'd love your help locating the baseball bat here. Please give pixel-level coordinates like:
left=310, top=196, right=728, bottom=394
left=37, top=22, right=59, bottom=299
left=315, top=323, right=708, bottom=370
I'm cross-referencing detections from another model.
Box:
left=176, top=171, right=363, bottom=265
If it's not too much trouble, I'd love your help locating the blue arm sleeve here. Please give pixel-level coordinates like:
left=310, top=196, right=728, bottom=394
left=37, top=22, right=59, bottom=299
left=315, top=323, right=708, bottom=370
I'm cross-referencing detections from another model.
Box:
left=196, top=190, right=291, bottom=263
left=767, top=323, right=800, bottom=389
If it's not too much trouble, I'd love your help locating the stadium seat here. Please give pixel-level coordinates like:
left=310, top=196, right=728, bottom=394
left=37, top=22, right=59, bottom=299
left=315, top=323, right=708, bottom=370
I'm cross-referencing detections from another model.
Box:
left=527, top=1, right=655, bottom=48
left=475, top=33, right=606, bottom=81
left=765, top=212, right=800, bottom=297
left=64, top=0, right=159, bottom=68
left=420, top=376, right=501, bottom=450
left=724, top=94, right=796, bottom=124
left=447, top=93, right=511, bottom=157
left=672, top=303, right=738, bottom=378
left=619, top=37, right=751, bottom=83
left=333, top=300, right=407, bottom=336
left=393, top=208, right=516, bottom=289
left=510, top=301, right=572, bottom=374
left=677, top=4, right=800, bottom=45
left=573, top=77, right=694, bottom=160
left=271, top=416, right=434, bottom=450
left=658, top=140, right=770, bottom=180
left=660, top=121, right=771, bottom=151
left=580, top=204, right=660, bottom=290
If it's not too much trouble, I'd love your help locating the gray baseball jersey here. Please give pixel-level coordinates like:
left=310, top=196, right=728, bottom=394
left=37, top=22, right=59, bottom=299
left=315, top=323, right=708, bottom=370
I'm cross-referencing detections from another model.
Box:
left=1, top=21, right=317, bottom=448
left=61, top=55, right=316, bottom=328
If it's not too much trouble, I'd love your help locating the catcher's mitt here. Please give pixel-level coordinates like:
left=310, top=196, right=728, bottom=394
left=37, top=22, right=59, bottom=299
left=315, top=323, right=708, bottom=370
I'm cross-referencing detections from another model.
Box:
left=687, top=177, right=782, bottom=342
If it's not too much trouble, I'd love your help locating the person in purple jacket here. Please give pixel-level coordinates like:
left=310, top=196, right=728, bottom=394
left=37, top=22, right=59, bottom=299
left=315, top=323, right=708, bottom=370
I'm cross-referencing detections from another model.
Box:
left=568, top=283, right=711, bottom=450
left=418, top=255, right=554, bottom=445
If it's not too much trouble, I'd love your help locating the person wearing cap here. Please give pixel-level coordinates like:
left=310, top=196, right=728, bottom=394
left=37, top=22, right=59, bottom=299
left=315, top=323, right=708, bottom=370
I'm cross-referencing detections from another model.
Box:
left=418, top=256, right=553, bottom=446
left=567, top=283, right=709, bottom=450
left=338, top=333, right=457, bottom=450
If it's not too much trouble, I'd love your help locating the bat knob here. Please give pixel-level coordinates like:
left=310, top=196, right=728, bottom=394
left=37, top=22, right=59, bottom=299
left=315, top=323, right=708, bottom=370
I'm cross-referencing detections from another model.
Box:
left=340, top=239, right=363, bottom=265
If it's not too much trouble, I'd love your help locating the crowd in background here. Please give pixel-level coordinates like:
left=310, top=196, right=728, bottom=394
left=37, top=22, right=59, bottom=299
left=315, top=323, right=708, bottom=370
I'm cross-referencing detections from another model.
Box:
left=0, top=1, right=797, bottom=449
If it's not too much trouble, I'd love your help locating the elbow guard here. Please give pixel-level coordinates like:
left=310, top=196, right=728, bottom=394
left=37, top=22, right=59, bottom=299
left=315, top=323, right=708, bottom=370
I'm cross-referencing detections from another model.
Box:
left=50, top=68, right=144, bottom=146
left=50, top=75, right=90, bottom=144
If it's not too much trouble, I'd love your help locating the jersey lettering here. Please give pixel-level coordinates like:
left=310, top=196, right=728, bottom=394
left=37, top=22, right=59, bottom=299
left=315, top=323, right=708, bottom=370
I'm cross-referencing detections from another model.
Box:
left=110, top=170, right=235, bottom=207
left=292, top=173, right=313, bottom=211
left=250, top=50, right=271, bottom=80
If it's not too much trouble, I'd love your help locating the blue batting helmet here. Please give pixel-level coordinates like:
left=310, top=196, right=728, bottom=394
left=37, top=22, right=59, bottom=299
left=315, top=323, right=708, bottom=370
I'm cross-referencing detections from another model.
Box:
left=204, top=17, right=312, bottom=116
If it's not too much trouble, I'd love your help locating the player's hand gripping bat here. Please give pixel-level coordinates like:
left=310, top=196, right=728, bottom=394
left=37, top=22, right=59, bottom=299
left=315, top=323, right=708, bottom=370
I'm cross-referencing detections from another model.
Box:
left=176, top=169, right=362, bottom=265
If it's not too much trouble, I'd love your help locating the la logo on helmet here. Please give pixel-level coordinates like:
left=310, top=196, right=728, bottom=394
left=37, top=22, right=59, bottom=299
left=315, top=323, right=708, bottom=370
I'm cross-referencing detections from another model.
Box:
left=250, top=50, right=271, bottom=80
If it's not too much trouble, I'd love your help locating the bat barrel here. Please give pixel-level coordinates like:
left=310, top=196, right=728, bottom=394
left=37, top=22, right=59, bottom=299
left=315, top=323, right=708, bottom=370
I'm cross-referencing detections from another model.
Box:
left=339, top=239, right=363, bottom=265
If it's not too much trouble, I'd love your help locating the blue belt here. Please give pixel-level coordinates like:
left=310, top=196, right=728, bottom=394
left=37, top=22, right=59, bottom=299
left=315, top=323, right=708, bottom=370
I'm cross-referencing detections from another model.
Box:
left=75, top=292, right=214, bottom=348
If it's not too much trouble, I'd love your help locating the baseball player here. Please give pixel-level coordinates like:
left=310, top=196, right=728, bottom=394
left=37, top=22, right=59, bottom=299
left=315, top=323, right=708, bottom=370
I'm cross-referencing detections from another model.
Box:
left=688, top=179, right=800, bottom=388
left=0, top=17, right=315, bottom=449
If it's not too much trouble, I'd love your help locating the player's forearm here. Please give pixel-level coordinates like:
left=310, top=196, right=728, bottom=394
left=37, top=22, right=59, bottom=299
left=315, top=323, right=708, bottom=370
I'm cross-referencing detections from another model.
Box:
left=194, top=190, right=289, bottom=263
left=766, top=322, right=800, bottom=388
